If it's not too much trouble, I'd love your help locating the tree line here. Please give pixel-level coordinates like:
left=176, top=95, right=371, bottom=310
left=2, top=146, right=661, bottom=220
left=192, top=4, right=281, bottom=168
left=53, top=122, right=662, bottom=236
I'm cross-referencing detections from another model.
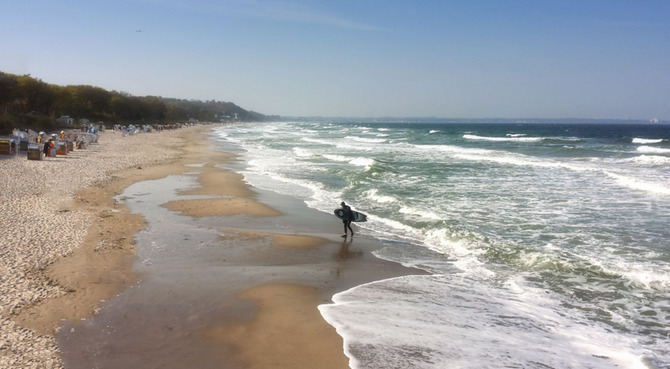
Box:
left=0, top=71, right=271, bottom=133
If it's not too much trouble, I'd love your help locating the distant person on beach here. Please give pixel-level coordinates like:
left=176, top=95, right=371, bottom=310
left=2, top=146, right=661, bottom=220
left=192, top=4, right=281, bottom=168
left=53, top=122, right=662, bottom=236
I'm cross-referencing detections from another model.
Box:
left=340, top=201, right=354, bottom=238
left=43, top=139, right=51, bottom=157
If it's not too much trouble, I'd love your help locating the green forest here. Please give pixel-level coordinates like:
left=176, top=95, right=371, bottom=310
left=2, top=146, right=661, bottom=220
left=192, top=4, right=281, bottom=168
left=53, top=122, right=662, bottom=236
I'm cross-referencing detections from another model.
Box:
left=0, top=71, right=271, bottom=134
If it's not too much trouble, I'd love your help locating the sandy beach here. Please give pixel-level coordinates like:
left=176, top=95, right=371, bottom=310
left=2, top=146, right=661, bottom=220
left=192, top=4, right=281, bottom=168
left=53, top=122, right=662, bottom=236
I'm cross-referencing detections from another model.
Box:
left=1, top=126, right=189, bottom=367
left=1, top=125, right=421, bottom=368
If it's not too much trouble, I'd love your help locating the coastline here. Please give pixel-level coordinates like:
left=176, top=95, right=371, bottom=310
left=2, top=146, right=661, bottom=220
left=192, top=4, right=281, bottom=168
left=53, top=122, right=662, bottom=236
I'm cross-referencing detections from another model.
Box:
left=1, top=124, right=423, bottom=368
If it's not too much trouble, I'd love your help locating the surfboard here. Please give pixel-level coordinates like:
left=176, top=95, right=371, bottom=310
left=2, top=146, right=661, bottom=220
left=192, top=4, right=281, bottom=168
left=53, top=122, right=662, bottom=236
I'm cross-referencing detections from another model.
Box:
left=334, top=208, right=368, bottom=222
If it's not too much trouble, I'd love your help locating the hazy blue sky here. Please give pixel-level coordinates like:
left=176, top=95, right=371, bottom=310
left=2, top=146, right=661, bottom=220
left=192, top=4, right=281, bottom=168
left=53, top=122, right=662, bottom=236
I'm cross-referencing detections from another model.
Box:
left=1, top=0, right=668, bottom=119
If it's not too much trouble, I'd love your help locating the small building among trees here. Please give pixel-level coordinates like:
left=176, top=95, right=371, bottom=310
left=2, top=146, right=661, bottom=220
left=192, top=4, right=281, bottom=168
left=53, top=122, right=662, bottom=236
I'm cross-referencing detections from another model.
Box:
left=56, top=115, right=74, bottom=125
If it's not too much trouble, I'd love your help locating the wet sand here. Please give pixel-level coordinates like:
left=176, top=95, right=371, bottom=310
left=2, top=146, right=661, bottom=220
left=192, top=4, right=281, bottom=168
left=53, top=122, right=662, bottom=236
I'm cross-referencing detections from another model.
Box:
left=2, top=125, right=423, bottom=368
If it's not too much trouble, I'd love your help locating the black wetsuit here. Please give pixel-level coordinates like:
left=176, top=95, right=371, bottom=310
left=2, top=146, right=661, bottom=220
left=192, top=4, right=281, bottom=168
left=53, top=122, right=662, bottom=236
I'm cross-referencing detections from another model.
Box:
left=342, top=204, right=354, bottom=237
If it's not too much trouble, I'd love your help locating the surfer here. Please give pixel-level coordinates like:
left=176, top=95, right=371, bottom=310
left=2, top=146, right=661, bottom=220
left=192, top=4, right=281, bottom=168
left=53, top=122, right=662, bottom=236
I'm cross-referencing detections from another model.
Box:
left=340, top=201, right=354, bottom=238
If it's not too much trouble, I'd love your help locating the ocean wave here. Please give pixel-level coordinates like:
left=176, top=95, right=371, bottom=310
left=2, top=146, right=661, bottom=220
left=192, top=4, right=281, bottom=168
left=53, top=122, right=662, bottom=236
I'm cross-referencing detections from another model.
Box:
left=345, top=136, right=387, bottom=144
left=322, top=154, right=379, bottom=171
left=464, top=134, right=543, bottom=142
left=429, top=130, right=440, bottom=134
left=454, top=152, right=572, bottom=170
left=637, top=145, right=670, bottom=154
left=464, top=134, right=584, bottom=143
left=416, top=143, right=494, bottom=156
left=625, top=155, right=670, bottom=165
left=365, top=189, right=397, bottom=204
left=301, top=137, right=336, bottom=146
left=292, top=147, right=313, bottom=157
left=414, top=143, right=576, bottom=170
left=443, top=146, right=670, bottom=196
left=543, top=137, right=583, bottom=142
left=323, top=154, right=351, bottom=162
left=319, top=274, right=645, bottom=369
left=399, top=206, right=444, bottom=221
left=604, top=171, right=670, bottom=196
left=632, top=138, right=664, bottom=144
left=414, top=143, right=670, bottom=197
left=349, top=157, right=376, bottom=170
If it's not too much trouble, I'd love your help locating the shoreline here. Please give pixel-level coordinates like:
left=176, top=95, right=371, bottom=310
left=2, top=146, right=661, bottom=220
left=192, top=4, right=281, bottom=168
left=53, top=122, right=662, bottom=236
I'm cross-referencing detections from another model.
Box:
left=1, top=125, right=423, bottom=368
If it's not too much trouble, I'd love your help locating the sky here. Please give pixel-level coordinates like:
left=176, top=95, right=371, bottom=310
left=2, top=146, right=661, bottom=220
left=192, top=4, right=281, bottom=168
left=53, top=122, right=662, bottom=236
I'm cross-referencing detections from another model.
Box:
left=1, top=0, right=669, bottom=119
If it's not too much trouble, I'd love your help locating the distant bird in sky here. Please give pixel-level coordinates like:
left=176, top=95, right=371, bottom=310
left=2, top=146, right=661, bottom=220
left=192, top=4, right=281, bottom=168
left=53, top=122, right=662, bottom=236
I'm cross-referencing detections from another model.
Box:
left=136, top=29, right=142, bottom=32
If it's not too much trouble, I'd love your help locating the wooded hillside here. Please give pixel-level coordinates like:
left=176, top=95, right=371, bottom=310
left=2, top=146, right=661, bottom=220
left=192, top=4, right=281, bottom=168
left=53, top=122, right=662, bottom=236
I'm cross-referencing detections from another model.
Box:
left=0, top=71, right=270, bottom=133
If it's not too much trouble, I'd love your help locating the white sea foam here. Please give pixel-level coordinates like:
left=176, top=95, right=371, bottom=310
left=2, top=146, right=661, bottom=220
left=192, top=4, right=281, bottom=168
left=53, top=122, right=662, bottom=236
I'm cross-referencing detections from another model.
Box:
left=446, top=147, right=670, bottom=196
left=633, top=138, right=664, bottom=144
left=323, top=154, right=351, bottom=162
left=415, top=143, right=493, bottom=156
left=464, top=134, right=543, bottom=142
left=579, top=248, right=670, bottom=290
left=292, top=147, right=313, bottom=157
left=506, top=133, right=527, bottom=137
left=301, top=137, right=335, bottom=146
left=336, top=142, right=373, bottom=151
left=242, top=165, right=342, bottom=212
left=349, top=157, right=375, bottom=170
left=345, top=136, right=387, bottom=144
left=626, top=155, right=670, bottom=165
left=429, top=130, right=440, bottom=134
left=637, top=145, right=670, bottom=154
left=365, top=189, right=397, bottom=204
left=398, top=206, right=443, bottom=221
left=319, top=275, right=646, bottom=369
left=453, top=151, right=574, bottom=170
left=604, top=171, right=670, bottom=196
left=427, top=144, right=670, bottom=197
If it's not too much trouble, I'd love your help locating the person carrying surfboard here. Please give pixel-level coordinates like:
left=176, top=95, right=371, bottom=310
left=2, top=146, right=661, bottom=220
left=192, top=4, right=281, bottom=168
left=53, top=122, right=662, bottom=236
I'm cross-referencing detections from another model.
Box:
left=340, top=201, right=355, bottom=238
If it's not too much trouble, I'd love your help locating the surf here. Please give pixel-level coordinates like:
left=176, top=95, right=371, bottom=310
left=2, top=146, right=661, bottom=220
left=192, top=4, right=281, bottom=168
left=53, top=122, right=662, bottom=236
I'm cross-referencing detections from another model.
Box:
left=214, top=121, right=670, bottom=368
left=463, top=133, right=544, bottom=142
left=633, top=137, right=664, bottom=144
left=637, top=145, right=670, bottom=154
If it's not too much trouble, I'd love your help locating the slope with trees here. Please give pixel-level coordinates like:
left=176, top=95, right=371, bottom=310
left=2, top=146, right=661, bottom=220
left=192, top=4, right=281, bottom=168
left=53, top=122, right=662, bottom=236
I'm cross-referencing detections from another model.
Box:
left=0, top=71, right=269, bottom=133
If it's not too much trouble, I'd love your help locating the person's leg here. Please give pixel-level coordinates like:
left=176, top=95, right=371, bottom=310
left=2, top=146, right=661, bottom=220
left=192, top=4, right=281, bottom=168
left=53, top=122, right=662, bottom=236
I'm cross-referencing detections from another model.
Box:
left=346, top=221, right=354, bottom=237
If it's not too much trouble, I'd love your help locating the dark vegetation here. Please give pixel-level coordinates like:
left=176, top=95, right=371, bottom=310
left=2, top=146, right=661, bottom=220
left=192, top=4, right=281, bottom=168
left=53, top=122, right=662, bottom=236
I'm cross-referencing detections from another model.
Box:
left=0, top=71, right=271, bottom=134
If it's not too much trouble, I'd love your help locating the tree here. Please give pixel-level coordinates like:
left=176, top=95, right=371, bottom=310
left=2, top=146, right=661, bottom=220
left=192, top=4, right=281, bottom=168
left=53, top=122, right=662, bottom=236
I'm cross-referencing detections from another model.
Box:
left=0, top=69, right=269, bottom=133
left=17, top=75, right=54, bottom=114
left=0, top=72, right=19, bottom=110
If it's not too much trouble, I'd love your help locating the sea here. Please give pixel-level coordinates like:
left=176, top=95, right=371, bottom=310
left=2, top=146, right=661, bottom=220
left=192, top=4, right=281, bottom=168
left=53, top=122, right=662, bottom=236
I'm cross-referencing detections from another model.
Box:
left=213, top=121, right=670, bottom=369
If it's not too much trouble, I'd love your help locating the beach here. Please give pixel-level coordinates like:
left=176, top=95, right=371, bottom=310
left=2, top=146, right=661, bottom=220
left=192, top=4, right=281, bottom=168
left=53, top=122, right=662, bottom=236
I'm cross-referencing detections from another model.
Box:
left=0, top=127, right=187, bottom=367
left=0, top=124, right=420, bottom=368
